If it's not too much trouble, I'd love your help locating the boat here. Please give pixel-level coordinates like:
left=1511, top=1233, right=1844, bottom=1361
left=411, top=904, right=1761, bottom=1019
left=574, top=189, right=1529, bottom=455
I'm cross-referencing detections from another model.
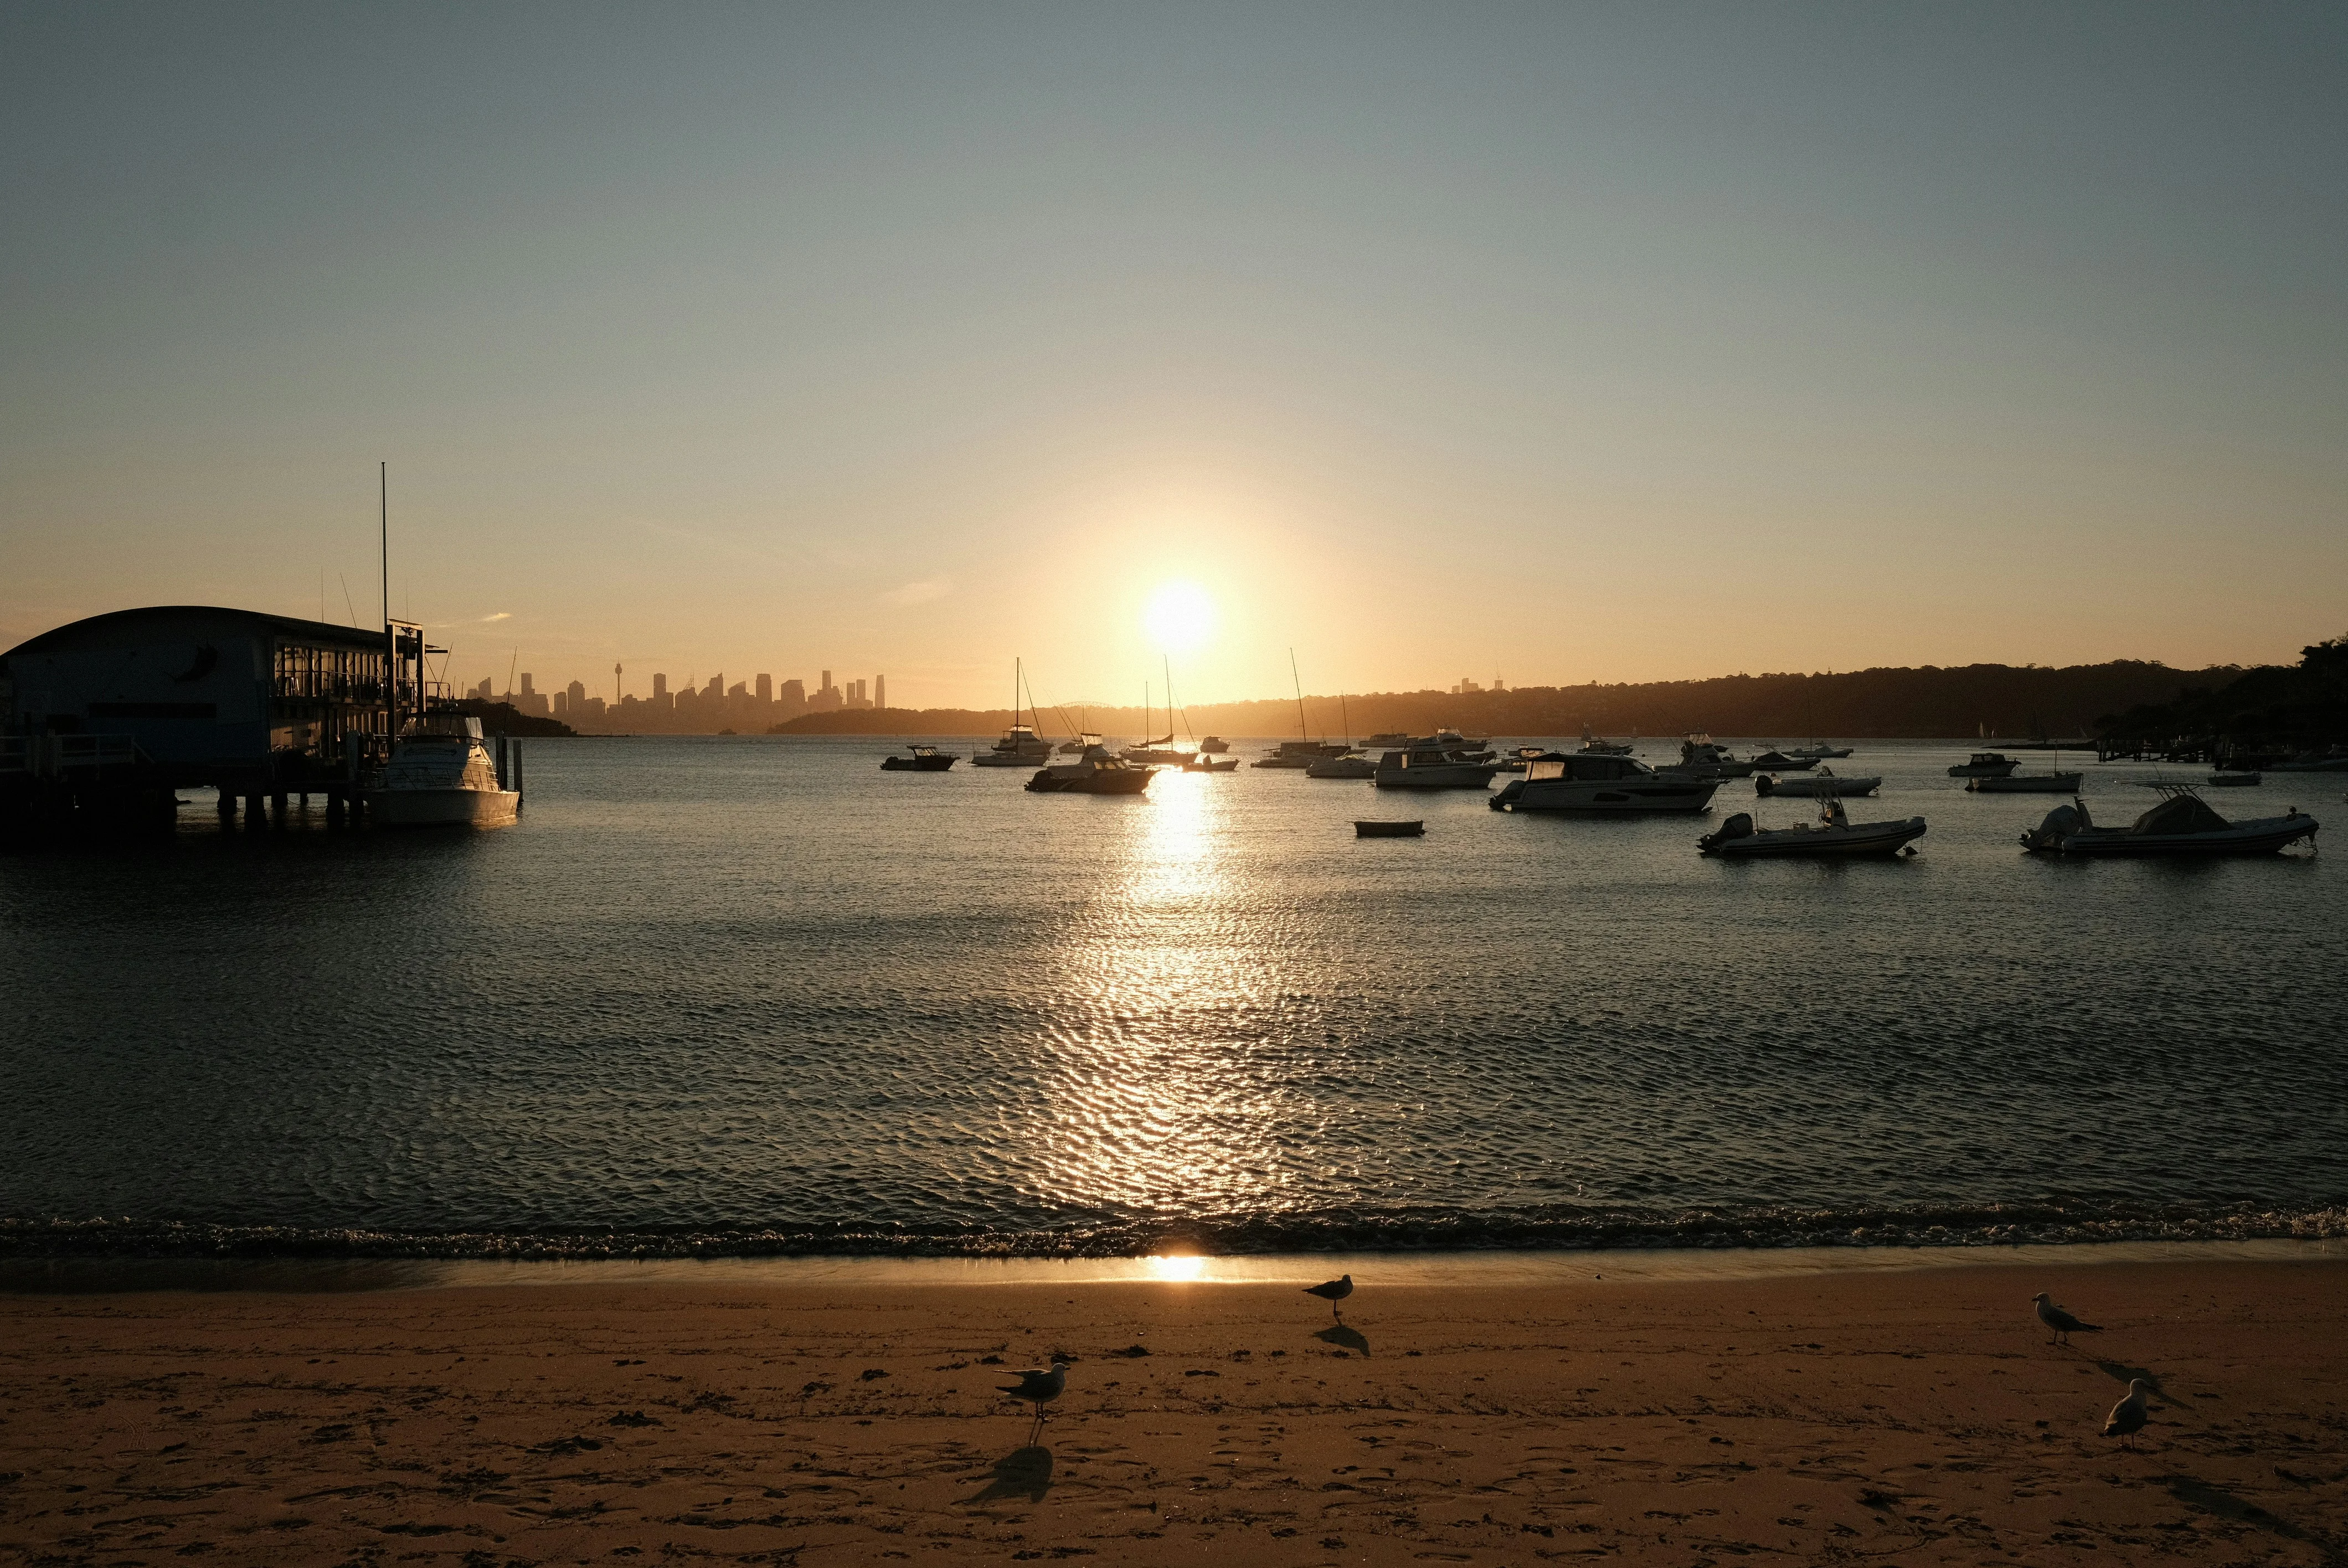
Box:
left=1182, top=751, right=1239, bottom=772
left=1198, top=736, right=1230, bottom=754
left=1306, top=752, right=1376, bottom=778
left=1374, top=740, right=1501, bottom=791
left=1492, top=752, right=1719, bottom=812
left=1362, top=732, right=1410, bottom=749
left=1671, top=736, right=1758, bottom=779
left=1026, top=745, right=1156, bottom=795
left=1121, top=679, right=1189, bottom=765
left=370, top=715, right=520, bottom=827
left=1748, top=748, right=1819, bottom=771
left=975, top=659, right=1055, bottom=766
left=1755, top=766, right=1881, bottom=798
left=1493, top=745, right=1547, bottom=773
left=1355, top=819, right=1424, bottom=838
left=2206, top=772, right=2262, bottom=787
left=1698, top=798, right=1927, bottom=858
left=1057, top=734, right=1099, bottom=756
left=1788, top=740, right=1855, bottom=760
left=1968, top=769, right=2083, bottom=793
left=2020, top=787, right=2319, bottom=857
left=1254, top=650, right=1348, bottom=767
left=1948, top=752, right=2020, bottom=778
left=2270, top=750, right=2348, bottom=772
left=880, top=745, right=955, bottom=772
left=1578, top=728, right=1634, bottom=760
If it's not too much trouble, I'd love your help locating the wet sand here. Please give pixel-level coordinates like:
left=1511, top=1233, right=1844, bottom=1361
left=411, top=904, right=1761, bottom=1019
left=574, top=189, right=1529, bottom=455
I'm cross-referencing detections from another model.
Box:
left=3, top=1257, right=2342, bottom=1565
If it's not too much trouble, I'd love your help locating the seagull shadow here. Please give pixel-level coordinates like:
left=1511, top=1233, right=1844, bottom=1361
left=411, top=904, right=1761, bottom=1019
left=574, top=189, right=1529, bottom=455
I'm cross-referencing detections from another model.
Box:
left=1315, top=1323, right=1371, bottom=1358
left=2094, top=1358, right=2176, bottom=1404
left=2161, top=1476, right=2311, bottom=1543
left=964, top=1445, right=1054, bottom=1504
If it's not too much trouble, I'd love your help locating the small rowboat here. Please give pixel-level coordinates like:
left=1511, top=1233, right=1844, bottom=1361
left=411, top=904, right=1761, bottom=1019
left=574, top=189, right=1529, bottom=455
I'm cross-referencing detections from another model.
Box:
left=1355, top=819, right=1425, bottom=838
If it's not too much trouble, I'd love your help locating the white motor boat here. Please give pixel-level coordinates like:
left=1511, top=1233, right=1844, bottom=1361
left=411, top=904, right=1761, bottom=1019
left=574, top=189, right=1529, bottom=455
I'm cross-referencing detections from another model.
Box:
left=1698, top=798, right=1927, bottom=858
left=1197, top=735, right=1230, bottom=754
left=1755, top=766, right=1881, bottom=798
left=1254, top=739, right=1350, bottom=769
left=1673, top=736, right=1758, bottom=778
left=1361, top=732, right=1410, bottom=750
left=1374, top=742, right=1501, bottom=791
left=1492, top=752, right=1719, bottom=813
left=1306, top=751, right=1377, bottom=778
left=2020, top=788, right=2318, bottom=857
left=1026, top=745, right=1156, bottom=795
left=1948, top=752, right=2021, bottom=778
left=371, top=716, right=520, bottom=827
left=975, top=723, right=1054, bottom=767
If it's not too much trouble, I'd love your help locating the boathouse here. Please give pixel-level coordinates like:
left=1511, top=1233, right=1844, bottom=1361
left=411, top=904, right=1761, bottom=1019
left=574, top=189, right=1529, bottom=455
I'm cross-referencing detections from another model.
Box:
left=2, top=606, right=434, bottom=830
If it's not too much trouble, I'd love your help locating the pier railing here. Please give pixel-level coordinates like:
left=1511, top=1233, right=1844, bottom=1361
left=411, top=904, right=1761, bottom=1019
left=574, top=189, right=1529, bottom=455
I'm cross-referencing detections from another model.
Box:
left=0, top=734, right=151, bottom=777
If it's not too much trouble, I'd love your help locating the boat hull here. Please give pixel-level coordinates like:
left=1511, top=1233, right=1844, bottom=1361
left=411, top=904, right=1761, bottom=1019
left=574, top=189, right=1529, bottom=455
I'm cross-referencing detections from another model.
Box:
left=1026, top=767, right=1154, bottom=794
left=1355, top=820, right=1424, bottom=837
left=2048, top=818, right=2318, bottom=856
left=1701, top=816, right=1927, bottom=857
left=370, top=788, right=519, bottom=827
left=1757, top=775, right=1881, bottom=798
left=972, top=751, right=1051, bottom=767
left=1499, top=778, right=1718, bottom=812
left=881, top=755, right=955, bottom=771
left=1968, top=773, right=2081, bottom=792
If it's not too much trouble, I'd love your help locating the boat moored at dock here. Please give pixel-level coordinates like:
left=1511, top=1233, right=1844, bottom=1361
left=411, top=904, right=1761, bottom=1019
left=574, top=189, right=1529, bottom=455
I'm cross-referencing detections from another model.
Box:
left=372, top=716, right=520, bottom=827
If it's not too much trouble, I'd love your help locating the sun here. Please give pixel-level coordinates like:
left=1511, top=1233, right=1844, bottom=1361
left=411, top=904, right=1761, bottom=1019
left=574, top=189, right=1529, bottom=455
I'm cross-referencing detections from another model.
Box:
left=1142, top=580, right=1218, bottom=654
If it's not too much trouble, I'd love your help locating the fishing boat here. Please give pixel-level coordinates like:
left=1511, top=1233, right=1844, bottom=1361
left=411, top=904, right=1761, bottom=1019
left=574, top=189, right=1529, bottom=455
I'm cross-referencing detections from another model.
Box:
left=1698, top=798, right=1927, bottom=858
left=1948, top=752, right=2020, bottom=778
left=1354, top=819, right=1424, bottom=838
left=880, top=745, right=955, bottom=772
left=975, top=659, right=1054, bottom=767
left=371, top=715, right=520, bottom=827
left=2020, top=787, right=2318, bottom=857
left=1374, top=740, right=1501, bottom=791
left=1492, top=751, right=1718, bottom=812
left=1026, top=745, right=1156, bottom=795
left=1755, top=766, right=1881, bottom=798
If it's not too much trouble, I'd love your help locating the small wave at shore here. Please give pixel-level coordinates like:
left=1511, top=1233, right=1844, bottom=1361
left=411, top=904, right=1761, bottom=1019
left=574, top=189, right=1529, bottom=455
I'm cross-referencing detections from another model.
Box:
left=7, top=1201, right=2343, bottom=1261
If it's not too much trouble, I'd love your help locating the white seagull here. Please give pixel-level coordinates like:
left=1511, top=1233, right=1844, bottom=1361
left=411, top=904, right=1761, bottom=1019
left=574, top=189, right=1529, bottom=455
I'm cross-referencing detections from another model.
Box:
left=1304, top=1273, right=1355, bottom=1319
left=2104, top=1378, right=2150, bottom=1448
left=997, top=1358, right=1072, bottom=1442
left=2032, top=1291, right=2102, bottom=1345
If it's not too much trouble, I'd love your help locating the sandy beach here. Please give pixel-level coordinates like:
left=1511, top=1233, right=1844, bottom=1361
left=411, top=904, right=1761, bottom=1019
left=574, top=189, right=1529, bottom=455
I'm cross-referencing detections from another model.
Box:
left=3, top=1256, right=2343, bottom=1566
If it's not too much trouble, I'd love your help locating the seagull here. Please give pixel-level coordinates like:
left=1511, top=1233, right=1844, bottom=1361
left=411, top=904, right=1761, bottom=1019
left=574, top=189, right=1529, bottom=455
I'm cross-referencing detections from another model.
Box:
left=997, top=1359, right=1071, bottom=1442
left=2104, top=1378, right=2150, bottom=1448
left=2033, top=1291, right=2101, bottom=1345
left=1304, top=1273, right=1355, bottom=1319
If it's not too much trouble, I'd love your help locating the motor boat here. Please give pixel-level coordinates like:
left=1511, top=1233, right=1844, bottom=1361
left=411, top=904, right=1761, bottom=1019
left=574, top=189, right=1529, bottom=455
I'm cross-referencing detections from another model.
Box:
left=371, top=715, right=520, bottom=827
left=2206, top=772, right=2262, bottom=787
left=1026, top=745, right=1156, bottom=795
left=1672, top=736, right=1758, bottom=778
left=1788, top=740, right=1855, bottom=760
left=1493, top=746, right=1547, bottom=773
left=1748, top=748, right=1820, bottom=771
left=1197, top=736, right=1230, bottom=754
left=1355, top=819, right=1424, bottom=838
left=1698, top=798, right=1927, bottom=858
left=1577, top=727, right=1634, bottom=756
left=1968, top=769, right=2083, bottom=793
left=1374, top=741, right=1501, bottom=791
left=1948, top=752, right=2020, bottom=778
left=1755, top=766, right=1880, bottom=798
left=1057, top=733, right=1103, bottom=756
left=1182, top=751, right=1239, bottom=772
left=880, top=745, right=955, bottom=772
left=1254, top=739, right=1351, bottom=769
left=2020, top=787, right=2318, bottom=856
left=1492, top=752, right=1719, bottom=812
left=1362, top=733, right=1410, bottom=750
left=975, top=723, right=1054, bottom=767
left=1306, top=751, right=1376, bottom=778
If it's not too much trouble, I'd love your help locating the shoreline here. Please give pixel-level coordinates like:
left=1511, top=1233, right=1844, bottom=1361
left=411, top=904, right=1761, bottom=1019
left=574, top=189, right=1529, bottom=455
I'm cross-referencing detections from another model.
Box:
left=4, top=1254, right=2342, bottom=1564
left=5, top=1234, right=2340, bottom=1296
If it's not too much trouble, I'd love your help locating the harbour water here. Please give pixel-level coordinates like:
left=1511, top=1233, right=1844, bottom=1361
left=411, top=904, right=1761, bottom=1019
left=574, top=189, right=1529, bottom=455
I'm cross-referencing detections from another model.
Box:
left=2, top=737, right=2341, bottom=1260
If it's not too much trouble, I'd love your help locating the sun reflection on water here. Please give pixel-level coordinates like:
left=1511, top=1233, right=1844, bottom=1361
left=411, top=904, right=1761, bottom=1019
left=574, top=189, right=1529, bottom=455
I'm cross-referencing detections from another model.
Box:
left=1145, top=1253, right=1207, bottom=1281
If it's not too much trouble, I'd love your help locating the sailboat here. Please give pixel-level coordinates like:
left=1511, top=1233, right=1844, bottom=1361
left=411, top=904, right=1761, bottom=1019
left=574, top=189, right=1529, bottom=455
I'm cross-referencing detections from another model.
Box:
left=1307, top=694, right=1374, bottom=778
left=1254, top=651, right=1348, bottom=768
left=1122, top=663, right=1190, bottom=765
left=973, top=659, right=1054, bottom=766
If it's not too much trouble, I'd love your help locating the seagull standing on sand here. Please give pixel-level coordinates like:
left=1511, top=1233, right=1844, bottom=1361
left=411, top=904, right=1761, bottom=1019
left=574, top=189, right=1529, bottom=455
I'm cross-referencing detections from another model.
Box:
left=2104, top=1378, right=2150, bottom=1448
left=1304, top=1273, right=1355, bottom=1320
left=2032, top=1291, right=2101, bottom=1345
left=997, top=1359, right=1071, bottom=1442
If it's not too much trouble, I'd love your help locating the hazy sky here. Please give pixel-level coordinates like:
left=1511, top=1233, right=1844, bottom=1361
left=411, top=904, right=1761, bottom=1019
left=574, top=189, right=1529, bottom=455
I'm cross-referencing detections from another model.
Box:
left=4, top=2, right=2342, bottom=707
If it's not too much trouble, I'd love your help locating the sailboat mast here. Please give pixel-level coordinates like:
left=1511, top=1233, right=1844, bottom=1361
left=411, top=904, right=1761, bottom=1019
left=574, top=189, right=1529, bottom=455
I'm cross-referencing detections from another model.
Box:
left=1290, top=648, right=1307, bottom=741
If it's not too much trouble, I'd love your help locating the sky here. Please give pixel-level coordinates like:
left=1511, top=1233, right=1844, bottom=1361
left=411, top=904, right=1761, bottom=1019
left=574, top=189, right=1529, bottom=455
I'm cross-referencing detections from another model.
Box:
left=2, top=2, right=2342, bottom=709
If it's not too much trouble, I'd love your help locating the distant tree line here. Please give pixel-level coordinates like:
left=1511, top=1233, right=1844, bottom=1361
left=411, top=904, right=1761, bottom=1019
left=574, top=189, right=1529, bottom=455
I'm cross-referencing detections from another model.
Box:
left=2095, top=637, right=2346, bottom=757
left=763, top=659, right=2267, bottom=741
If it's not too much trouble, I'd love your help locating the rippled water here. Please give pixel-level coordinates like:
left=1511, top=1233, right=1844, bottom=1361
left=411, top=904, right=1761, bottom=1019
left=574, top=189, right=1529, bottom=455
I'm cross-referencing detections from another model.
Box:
left=3, top=737, right=2342, bottom=1258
